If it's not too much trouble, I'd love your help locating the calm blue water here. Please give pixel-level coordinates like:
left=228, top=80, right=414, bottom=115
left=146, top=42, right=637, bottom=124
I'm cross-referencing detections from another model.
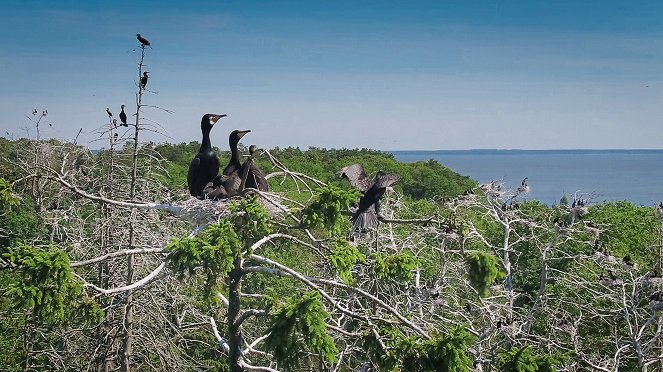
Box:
left=391, top=150, right=663, bottom=206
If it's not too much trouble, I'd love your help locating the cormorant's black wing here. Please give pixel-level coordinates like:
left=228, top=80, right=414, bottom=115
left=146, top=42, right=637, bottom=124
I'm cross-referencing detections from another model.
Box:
left=338, top=164, right=372, bottom=192
left=187, top=156, right=201, bottom=196
left=374, top=173, right=400, bottom=189
left=247, top=163, right=269, bottom=191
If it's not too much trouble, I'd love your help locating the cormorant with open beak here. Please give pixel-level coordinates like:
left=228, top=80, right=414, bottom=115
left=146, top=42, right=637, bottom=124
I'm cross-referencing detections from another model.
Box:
left=187, top=114, right=226, bottom=198
left=136, top=33, right=152, bottom=48
left=119, top=105, right=128, bottom=126
left=140, top=72, right=149, bottom=89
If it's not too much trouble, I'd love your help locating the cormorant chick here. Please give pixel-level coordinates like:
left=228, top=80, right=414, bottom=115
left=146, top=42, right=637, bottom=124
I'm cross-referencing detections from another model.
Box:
left=136, top=33, right=152, bottom=48
left=140, top=72, right=149, bottom=89
left=187, top=114, right=227, bottom=198
left=119, top=105, right=128, bottom=126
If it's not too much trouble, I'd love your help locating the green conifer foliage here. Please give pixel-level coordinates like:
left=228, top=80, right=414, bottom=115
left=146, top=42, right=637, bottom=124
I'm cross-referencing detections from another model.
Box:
left=301, top=186, right=359, bottom=235
left=263, top=292, right=338, bottom=369
left=466, top=251, right=505, bottom=297
left=328, top=238, right=366, bottom=284
left=4, top=243, right=102, bottom=324
left=401, top=328, right=476, bottom=372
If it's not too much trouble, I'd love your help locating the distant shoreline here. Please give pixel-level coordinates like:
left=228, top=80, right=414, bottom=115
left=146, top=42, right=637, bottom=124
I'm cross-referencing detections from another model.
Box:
left=390, top=149, right=663, bottom=155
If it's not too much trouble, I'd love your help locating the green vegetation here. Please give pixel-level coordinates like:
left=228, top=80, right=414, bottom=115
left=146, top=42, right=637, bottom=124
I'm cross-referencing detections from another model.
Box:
left=0, top=138, right=662, bottom=371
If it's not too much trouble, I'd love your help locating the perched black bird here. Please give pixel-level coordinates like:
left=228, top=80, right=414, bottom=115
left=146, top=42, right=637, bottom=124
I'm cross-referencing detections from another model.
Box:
left=187, top=114, right=226, bottom=198
left=106, top=108, right=113, bottom=118
left=136, top=33, right=152, bottom=48
left=241, top=143, right=269, bottom=191
left=220, top=130, right=269, bottom=195
left=119, top=105, right=128, bottom=126
left=217, top=129, right=251, bottom=197
left=341, top=164, right=399, bottom=231
left=517, top=177, right=529, bottom=193
left=140, top=72, right=149, bottom=89
left=223, top=130, right=251, bottom=177
left=112, top=119, right=117, bottom=127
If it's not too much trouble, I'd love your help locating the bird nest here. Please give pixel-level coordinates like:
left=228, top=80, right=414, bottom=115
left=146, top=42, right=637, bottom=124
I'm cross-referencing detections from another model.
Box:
left=176, top=191, right=290, bottom=224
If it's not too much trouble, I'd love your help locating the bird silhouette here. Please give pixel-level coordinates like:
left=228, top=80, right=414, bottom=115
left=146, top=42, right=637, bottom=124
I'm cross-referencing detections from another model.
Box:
left=517, top=177, right=529, bottom=193
left=106, top=108, right=113, bottom=118
left=187, top=114, right=226, bottom=198
left=119, top=105, right=128, bottom=126
left=136, top=33, right=152, bottom=48
left=340, top=164, right=399, bottom=231
left=140, top=72, right=149, bottom=89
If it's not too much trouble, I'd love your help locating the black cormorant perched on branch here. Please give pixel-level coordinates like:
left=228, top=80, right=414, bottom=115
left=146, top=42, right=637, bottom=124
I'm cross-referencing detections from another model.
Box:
left=119, top=105, right=128, bottom=126
left=136, top=33, right=152, bottom=48
left=106, top=108, right=113, bottom=118
left=340, top=164, right=400, bottom=231
left=220, top=130, right=269, bottom=195
left=187, top=114, right=226, bottom=198
left=140, top=72, right=149, bottom=89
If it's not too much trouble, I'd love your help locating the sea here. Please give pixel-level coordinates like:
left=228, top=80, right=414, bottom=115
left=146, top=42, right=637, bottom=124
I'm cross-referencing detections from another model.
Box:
left=391, top=150, right=663, bottom=207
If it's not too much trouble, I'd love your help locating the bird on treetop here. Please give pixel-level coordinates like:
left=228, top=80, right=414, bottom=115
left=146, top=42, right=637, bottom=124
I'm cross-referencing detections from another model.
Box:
left=106, top=108, right=113, bottom=118
left=119, top=105, right=128, bottom=126
left=141, top=72, right=149, bottom=89
left=136, top=33, right=152, bottom=48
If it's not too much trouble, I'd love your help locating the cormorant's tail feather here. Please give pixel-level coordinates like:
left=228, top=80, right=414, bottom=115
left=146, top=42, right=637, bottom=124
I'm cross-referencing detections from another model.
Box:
left=352, top=210, right=379, bottom=232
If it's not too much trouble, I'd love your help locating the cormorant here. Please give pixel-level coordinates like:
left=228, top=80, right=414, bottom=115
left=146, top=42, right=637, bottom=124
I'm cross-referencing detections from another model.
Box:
left=112, top=119, right=117, bottom=127
left=106, top=108, right=113, bottom=118
left=136, top=33, right=152, bottom=48
left=119, top=105, right=128, bottom=126
left=221, top=130, right=269, bottom=195
left=517, top=177, right=529, bottom=193
left=249, top=144, right=257, bottom=156
left=187, top=114, right=226, bottom=198
left=223, top=130, right=251, bottom=177
left=657, top=202, right=663, bottom=218
left=140, top=72, right=149, bottom=89
left=340, top=164, right=400, bottom=230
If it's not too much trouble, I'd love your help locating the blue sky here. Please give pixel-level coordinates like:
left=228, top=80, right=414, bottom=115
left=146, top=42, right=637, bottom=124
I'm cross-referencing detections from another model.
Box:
left=1, top=1, right=662, bottom=149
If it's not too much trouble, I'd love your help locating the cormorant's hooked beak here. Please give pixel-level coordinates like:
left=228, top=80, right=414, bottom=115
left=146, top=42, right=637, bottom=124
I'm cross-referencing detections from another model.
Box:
left=237, top=129, right=251, bottom=138
left=210, top=114, right=227, bottom=126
